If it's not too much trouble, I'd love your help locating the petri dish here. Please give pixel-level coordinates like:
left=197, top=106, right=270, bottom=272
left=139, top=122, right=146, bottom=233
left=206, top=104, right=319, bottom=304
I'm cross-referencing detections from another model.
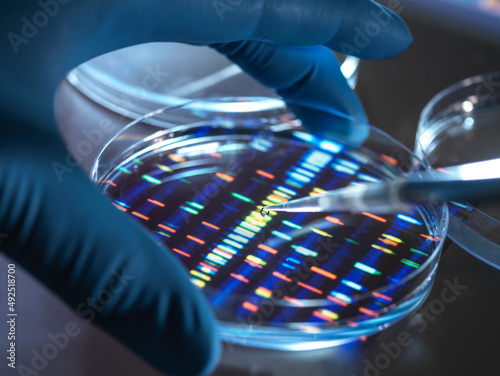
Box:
left=416, top=71, right=500, bottom=269
left=92, top=97, right=448, bottom=350
left=67, top=42, right=359, bottom=120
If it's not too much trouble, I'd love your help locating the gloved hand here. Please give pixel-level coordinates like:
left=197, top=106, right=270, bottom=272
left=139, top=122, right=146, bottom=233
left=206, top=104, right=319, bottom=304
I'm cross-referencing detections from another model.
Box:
left=0, top=1, right=411, bottom=375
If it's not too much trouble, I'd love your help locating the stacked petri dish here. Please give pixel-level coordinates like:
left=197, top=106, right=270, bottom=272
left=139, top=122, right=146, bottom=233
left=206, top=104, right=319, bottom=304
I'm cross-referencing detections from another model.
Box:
left=416, top=71, right=500, bottom=269
left=91, top=97, right=448, bottom=350
left=68, top=42, right=359, bottom=120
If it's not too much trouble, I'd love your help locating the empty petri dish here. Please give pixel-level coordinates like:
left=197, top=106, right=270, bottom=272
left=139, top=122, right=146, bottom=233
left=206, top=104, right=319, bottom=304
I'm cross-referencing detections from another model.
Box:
left=92, top=97, right=447, bottom=350
left=416, top=71, right=500, bottom=269
left=67, top=42, right=359, bottom=120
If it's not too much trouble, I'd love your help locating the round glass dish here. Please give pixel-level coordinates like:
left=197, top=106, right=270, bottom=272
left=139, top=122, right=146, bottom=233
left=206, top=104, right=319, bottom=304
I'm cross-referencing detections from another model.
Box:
left=92, top=97, right=448, bottom=350
left=416, top=71, right=500, bottom=269
left=67, top=42, right=359, bottom=120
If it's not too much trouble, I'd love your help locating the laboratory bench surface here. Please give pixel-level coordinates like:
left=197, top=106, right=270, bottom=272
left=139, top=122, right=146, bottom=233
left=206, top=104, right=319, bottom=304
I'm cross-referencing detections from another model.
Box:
left=2, top=8, right=500, bottom=376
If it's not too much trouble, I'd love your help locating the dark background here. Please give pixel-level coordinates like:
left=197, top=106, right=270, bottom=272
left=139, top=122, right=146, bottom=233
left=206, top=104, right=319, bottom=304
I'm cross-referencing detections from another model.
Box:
left=1, top=2, right=500, bottom=375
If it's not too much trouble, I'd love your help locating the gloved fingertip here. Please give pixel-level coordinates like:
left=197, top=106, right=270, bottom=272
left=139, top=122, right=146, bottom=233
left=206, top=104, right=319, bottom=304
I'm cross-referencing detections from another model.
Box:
left=329, top=2, right=413, bottom=60
left=379, top=9, right=413, bottom=58
left=287, top=102, right=370, bottom=148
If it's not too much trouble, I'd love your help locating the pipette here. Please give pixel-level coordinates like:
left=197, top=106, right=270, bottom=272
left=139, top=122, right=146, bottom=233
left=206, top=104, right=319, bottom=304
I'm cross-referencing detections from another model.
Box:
left=262, top=158, right=500, bottom=215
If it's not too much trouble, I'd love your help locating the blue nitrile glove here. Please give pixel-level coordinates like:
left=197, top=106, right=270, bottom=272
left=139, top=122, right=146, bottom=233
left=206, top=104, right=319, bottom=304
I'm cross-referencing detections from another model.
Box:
left=0, top=1, right=411, bottom=375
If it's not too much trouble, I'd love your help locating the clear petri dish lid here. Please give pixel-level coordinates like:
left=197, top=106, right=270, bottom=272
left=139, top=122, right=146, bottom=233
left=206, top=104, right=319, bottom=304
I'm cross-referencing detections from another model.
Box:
left=416, top=71, right=500, bottom=269
left=92, top=97, right=447, bottom=348
left=67, top=42, right=359, bottom=120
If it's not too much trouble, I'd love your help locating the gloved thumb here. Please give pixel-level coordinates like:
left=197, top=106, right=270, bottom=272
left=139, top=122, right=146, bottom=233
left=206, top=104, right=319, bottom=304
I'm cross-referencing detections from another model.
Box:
left=0, top=124, right=220, bottom=376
